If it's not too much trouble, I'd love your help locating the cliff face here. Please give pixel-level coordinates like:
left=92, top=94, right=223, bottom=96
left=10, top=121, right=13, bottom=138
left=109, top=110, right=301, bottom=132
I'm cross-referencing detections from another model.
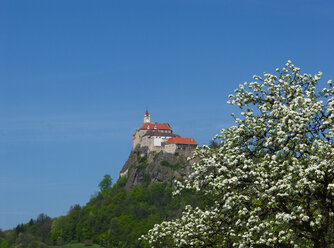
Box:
left=120, top=146, right=195, bottom=191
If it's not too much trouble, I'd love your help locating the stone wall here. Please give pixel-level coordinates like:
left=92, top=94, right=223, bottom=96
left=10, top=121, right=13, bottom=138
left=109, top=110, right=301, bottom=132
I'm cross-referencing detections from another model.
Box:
left=133, top=129, right=197, bottom=154
left=164, top=143, right=176, bottom=153
left=132, top=130, right=149, bottom=149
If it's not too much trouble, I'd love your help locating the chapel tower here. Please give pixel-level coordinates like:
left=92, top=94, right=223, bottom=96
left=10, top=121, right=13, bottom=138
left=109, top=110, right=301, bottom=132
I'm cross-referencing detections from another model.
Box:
left=144, top=110, right=150, bottom=123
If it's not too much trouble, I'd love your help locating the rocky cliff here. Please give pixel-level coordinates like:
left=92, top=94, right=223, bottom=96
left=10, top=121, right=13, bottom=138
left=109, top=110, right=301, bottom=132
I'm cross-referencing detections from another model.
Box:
left=120, top=146, right=196, bottom=191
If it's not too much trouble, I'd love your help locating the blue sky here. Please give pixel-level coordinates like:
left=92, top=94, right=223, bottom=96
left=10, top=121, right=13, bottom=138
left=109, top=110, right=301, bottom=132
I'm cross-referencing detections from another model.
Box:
left=1, top=0, right=334, bottom=230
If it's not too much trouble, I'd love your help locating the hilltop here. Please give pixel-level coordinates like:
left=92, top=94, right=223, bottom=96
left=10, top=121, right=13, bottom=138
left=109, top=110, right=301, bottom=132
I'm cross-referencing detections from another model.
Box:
left=120, top=110, right=198, bottom=190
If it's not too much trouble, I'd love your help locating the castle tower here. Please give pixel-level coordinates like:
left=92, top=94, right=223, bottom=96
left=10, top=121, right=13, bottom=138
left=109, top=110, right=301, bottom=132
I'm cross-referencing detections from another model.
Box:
left=144, top=110, right=150, bottom=123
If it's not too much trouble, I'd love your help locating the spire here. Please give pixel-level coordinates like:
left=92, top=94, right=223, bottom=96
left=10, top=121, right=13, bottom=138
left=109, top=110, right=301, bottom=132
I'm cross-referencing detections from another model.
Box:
left=144, top=110, right=150, bottom=123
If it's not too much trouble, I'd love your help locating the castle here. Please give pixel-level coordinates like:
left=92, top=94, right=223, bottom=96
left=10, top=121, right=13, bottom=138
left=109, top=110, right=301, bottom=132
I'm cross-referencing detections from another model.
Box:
left=132, top=110, right=198, bottom=153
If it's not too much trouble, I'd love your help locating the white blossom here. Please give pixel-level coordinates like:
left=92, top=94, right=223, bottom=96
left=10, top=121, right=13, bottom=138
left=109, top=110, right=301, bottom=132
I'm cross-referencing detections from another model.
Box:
left=142, top=61, right=334, bottom=248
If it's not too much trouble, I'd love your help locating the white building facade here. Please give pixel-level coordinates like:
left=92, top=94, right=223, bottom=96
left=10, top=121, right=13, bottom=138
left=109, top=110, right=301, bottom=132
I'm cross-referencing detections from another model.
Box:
left=132, top=111, right=197, bottom=153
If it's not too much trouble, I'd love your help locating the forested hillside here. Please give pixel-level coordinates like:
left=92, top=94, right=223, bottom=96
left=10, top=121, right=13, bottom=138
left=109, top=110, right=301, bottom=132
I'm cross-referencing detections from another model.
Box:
left=0, top=151, right=201, bottom=248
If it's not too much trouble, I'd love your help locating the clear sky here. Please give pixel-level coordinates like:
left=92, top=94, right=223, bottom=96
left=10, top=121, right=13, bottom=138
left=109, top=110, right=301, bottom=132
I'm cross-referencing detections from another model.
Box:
left=1, top=0, right=333, bottom=230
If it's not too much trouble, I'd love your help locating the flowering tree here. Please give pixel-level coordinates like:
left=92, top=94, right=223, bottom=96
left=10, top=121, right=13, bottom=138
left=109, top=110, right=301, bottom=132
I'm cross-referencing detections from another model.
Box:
left=142, top=61, right=334, bottom=247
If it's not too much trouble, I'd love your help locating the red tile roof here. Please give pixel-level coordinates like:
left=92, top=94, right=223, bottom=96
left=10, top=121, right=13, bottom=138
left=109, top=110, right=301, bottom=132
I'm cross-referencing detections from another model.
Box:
left=140, top=123, right=172, bottom=130
left=166, top=137, right=198, bottom=145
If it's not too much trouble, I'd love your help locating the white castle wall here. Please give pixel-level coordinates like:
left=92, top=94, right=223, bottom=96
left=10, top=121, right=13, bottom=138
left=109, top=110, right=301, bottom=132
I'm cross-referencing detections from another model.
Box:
left=153, top=136, right=170, bottom=147
left=133, top=128, right=174, bottom=152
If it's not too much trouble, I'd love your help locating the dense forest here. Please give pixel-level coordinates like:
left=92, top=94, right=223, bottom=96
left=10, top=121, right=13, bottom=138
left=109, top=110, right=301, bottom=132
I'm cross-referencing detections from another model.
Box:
left=0, top=173, right=202, bottom=248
